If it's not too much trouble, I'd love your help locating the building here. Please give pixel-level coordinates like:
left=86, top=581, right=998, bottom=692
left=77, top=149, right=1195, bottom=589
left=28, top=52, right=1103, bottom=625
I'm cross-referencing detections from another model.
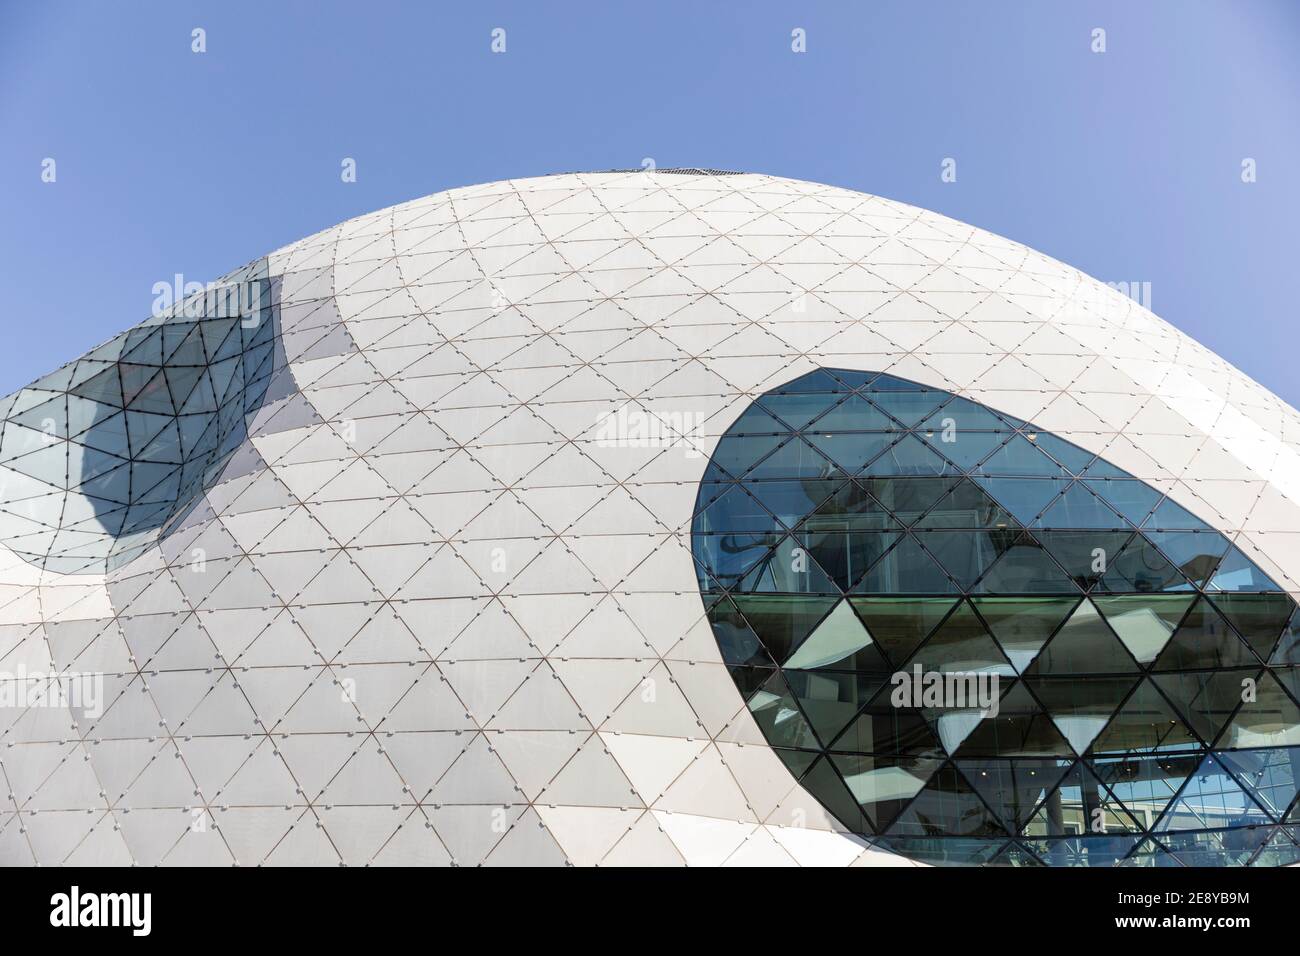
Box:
left=0, top=170, right=1296, bottom=866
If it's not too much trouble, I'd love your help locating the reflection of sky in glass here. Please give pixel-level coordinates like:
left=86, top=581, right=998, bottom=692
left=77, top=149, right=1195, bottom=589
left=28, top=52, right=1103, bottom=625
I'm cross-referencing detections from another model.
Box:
left=0, top=260, right=279, bottom=573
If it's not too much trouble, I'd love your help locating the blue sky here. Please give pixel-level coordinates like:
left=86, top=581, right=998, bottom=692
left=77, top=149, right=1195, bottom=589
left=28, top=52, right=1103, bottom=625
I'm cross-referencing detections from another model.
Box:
left=2, top=1, right=1298, bottom=402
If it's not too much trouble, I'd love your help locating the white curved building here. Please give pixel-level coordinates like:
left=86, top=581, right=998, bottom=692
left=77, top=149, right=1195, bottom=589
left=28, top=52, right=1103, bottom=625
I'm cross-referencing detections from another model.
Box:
left=1, top=170, right=1298, bottom=866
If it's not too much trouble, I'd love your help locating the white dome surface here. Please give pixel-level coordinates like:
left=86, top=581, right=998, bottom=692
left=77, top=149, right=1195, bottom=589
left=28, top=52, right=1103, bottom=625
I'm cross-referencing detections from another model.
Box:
left=2, top=170, right=1299, bottom=866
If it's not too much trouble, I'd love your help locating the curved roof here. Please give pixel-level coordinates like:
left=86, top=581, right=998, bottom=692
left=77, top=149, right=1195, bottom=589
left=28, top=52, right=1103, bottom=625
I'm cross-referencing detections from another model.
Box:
left=2, top=171, right=1297, bottom=866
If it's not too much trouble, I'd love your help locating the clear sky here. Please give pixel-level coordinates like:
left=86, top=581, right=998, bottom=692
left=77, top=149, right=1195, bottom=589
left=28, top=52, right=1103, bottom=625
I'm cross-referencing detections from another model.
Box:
left=2, top=1, right=1298, bottom=402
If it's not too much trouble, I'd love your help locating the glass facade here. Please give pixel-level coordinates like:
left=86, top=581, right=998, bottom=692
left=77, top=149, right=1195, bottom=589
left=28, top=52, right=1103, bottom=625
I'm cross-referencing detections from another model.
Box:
left=692, top=368, right=1300, bottom=866
left=0, top=259, right=278, bottom=573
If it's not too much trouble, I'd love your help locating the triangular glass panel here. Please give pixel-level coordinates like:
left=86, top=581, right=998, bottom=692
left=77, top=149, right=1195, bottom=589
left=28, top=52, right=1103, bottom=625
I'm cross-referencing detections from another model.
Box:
left=1084, top=479, right=1162, bottom=527
left=1026, top=676, right=1142, bottom=755
left=1087, top=678, right=1200, bottom=756
left=757, top=392, right=839, bottom=430
left=1034, top=531, right=1134, bottom=591
left=785, top=669, right=886, bottom=748
left=744, top=477, right=844, bottom=529
left=7, top=395, right=69, bottom=438
left=919, top=395, right=1011, bottom=433
left=693, top=478, right=736, bottom=514
left=1022, top=759, right=1144, bottom=837
left=861, top=434, right=954, bottom=478
left=851, top=534, right=957, bottom=595
left=784, top=600, right=888, bottom=670
left=1021, top=835, right=1142, bottom=867
left=971, top=596, right=1079, bottom=673
left=974, top=435, right=1070, bottom=478
left=952, top=681, right=1075, bottom=757
left=726, top=402, right=791, bottom=436
left=706, top=431, right=786, bottom=480
left=1268, top=606, right=1300, bottom=665
left=829, top=754, right=944, bottom=833
left=1144, top=496, right=1212, bottom=531
left=1208, top=593, right=1295, bottom=661
left=862, top=476, right=957, bottom=524
left=886, top=762, right=1010, bottom=837
left=1207, top=546, right=1283, bottom=593
left=731, top=595, right=839, bottom=664
left=869, top=389, right=946, bottom=427
left=120, top=326, right=164, bottom=365
left=125, top=368, right=176, bottom=415
left=1155, top=753, right=1272, bottom=832
left=1143, top=530, right=1229, bottom=589
left=1249, top=827, right=1300, bottom=866
left=920, top=429, right=1007, bottom=472
left=969, top=533, right=1081, bottom=595
left=1277, top=668, right=1300, bottom=708
left=974, top=477, right=1070, bottom=525
left=746, top=671, right=821, bottom=749
left=162, top=365, right=206, bottom=413
left=1026, top=599, right=1139, bottom=676
left=692, top=483, right=778, bottom=534
left=138, top=421, right=184, bottom=466
left=1031, top=433, right=1096, bottom=474
left=1151, top=669, right=1258, bottom=747
left=796, top=478, right=897, bottom=531
left=956, top=758, right=1073, bottom=834
left=1092, top=752, right=1199, bottom=828
left=914, top=478, right=1019, bottom=529
left=693, top=531, right=783, bottom=590
left=806, top=392, right=895, bottom=433
left=1034, top=482, right=1130, bottom=530
left=915, top=530, right=1008, bottom=590
left=162, top=321, right=206, bottom=366
left=726, top=664, right=775, bottom=701
left=712, top=595, right=769, bottom=671
left=1092, top=594, right=1194, bottom=666
left=737, top=535, right=839, bottom=594
left=1214, top=747, right=1300, bottom=822
left=831, top=694, right=946, bottom=757
left=797, top=758, right=873, bottom=833
left=746, top=435, right=838, bottom=480
left=796, top=529, right=900, bottom=593
left=776, top=369, right=844, bottom=394
left=847, top=597, right=959, bottom=667
left=804, top=430, right=896, bottom=475
left=1153, top=596, right=1261, bottom=671
left=1095, top=534, right=1191, bottom=594
left=1219, top=671, right=1300, bottom=749
left=1271, top=606, right=1300, bottom=665
left=69, top=365, right=125, bottom=407
left=122, top=409, right=172, bottom=458
left=771, top=747, right=820, bottom=781
left=906, top=601, right=1015, bottom=676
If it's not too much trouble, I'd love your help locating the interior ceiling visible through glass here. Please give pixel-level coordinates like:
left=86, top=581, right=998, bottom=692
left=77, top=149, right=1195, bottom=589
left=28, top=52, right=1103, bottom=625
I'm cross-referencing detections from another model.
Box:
left=692, top=367, right=1300, bottom=867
